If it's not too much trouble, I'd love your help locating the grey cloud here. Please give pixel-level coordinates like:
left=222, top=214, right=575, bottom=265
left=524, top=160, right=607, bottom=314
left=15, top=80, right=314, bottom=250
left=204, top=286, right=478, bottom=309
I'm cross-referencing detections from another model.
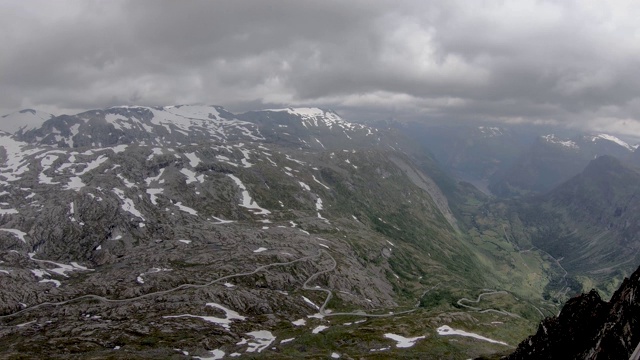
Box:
left=2, top=0, right=640, bottom=136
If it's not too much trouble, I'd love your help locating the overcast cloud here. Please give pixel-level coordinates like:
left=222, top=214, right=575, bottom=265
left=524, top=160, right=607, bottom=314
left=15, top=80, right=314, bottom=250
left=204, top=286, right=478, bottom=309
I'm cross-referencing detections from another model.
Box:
left=2, top=0, right=640, bottom=136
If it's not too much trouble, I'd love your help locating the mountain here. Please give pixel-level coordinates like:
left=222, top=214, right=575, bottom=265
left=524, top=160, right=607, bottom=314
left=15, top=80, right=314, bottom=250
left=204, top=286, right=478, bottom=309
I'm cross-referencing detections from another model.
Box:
left=16, top=105, right=261, bottom=148
left=398, top=122, right=536, bottom=194
left=0, top=105, right=532, bottom=359
left=506, top=264, right=640, bottom=359
left=630, top=147, right=640, bottom=167
left=490, top=133, right=636, bottom=197
left=488, top=155, right=640, bottom=301
left=0, top=109, right=53, bottom=135
left=239, top=107, right=380, bottom=149
left=396, top=121, right=637, bottom=198
left=528, top=156, right=640, bottom=274
left=2, top=104, right=635, bottom=358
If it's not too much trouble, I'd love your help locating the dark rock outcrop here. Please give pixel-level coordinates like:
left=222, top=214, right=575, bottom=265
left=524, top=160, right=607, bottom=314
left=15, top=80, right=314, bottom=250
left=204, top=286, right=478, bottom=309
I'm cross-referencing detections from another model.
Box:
left=506, top=265, right=640, bottom=359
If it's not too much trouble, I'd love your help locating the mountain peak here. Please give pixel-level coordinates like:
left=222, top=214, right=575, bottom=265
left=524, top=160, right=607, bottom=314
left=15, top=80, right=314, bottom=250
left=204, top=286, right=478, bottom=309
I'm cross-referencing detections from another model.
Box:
left=587, top=134, right=634, bottom=152
left=541, top=134, right=579, bottom=149
left=583, top=154, right=626, bottom=174
left=477, top=126, right=503, bottom=137
left=264, top=107, right=339, bottom=120
left=261, top=107, right=369, bottom=132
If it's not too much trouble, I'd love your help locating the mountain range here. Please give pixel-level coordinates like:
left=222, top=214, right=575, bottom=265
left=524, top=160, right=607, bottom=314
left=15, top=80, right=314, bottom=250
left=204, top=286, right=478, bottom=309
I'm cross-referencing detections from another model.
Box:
left=0, top=105, right=637, bottom=359
left=400, top=121, right=639, bottom=197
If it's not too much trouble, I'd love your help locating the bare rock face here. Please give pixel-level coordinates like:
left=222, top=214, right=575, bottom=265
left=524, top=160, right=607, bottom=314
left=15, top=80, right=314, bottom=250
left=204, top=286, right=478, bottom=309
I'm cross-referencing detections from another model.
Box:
left=506, top=265, right=640, bottom=360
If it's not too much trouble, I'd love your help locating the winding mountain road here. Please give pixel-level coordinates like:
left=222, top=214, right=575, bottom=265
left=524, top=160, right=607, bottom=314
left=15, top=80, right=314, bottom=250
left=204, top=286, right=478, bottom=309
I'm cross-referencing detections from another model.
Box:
left=457, top=291, right=521, bottom=318
left=1, top=247, right=416, bottom=323
left=301, top=249, right=418, bottom=318
left=0, top=250, right=324, bottom=321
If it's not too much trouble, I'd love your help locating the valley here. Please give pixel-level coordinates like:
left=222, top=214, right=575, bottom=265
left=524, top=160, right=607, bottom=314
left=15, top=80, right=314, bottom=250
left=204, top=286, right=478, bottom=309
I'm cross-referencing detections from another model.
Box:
left=0, top=105, right=637, bottom=359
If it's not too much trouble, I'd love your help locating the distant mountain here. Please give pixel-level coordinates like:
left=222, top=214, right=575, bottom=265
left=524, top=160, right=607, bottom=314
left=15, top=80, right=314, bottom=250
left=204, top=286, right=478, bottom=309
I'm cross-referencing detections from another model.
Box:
left=489, top=133, right=636, bottom=196
left=630, top=147, right=640, bottom=167
left=507, top=264, right=640, bottom=359
left=515, top=155, right=640, bottom=293
left=0, top=109, right=53, bottom=134
left=398, top=123, right=535, bottom=193
left=396, top=120, right=637, bottom=198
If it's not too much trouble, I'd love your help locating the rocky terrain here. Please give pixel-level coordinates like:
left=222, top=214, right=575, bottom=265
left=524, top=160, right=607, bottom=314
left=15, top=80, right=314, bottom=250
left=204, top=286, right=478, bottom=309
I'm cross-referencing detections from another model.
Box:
left=0, top=105, right=538, bottom=359
left=506, top=264, right=640, bottom=359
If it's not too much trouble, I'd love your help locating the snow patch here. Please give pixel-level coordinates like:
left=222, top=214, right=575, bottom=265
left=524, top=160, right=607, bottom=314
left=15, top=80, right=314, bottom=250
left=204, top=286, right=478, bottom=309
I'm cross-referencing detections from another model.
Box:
left=436, top=325, right=508, bottom=346
left=184, top=152, right=201, bottom=167
left=227, top=174, right=271, bottom=215
left=28, top=253, right=93, bottom=277
left=113, top=188, right=145, bottom=220
left=312, top=325, right=329, bottom=334
left=302, top=296, right=320, bottom=310
left=244, top=331, right=276, bottom=353
left=195, top=349, right=225, bottom=360
left=542, top=134, right=578, bottom=149
left=164, top=302, right=246, bottom=330
left=312, top=175, right=330, bottom=189
left=384, top=333, right=425, bottom=348
left=590, top=134, right=634, bottom=151
left=175, top=202, right=198, bottom=215
left=39, top=279, right=61, bottom=287
left=180, top=168, right=204, bottom=184
left=146, top=188, right=163, bottom=205
left=0, top=228, right=27, bottom=243
left=145, top=168, right=165, bottom=185
left=0, top=208, right=18, bottom=215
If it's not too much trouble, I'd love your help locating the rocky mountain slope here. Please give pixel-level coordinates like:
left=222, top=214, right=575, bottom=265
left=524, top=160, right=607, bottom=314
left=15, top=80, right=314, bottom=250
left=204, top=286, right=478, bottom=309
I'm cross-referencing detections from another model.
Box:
left=0, top=105, right=541, bottom=359
left=514, top=155, right=640, bottom=295
left=459, top=154, right=640, bottom=309
left=506, top=263, right=640, bottom=359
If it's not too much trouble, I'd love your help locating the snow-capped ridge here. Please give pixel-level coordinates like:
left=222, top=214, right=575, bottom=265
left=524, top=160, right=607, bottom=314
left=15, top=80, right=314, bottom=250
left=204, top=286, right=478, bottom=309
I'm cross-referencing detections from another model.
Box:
left=542, top=134, right=579, bottom=149
left=477, top=126, right=503, bottom=137
left=263, top=107, right=368, bottom=132
left=587, top=134, right=634, bottom=152
left=19, top=105, right=264, bottom=148
left=0, top=109, right=54, bottom=134
left=102, top=105, right=259, bottom=141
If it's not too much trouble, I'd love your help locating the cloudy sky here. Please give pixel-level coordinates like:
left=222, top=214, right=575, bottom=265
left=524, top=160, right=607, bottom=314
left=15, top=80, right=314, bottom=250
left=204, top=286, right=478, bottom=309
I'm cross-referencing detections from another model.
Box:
left=2, top=0, right=640, bottom=136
